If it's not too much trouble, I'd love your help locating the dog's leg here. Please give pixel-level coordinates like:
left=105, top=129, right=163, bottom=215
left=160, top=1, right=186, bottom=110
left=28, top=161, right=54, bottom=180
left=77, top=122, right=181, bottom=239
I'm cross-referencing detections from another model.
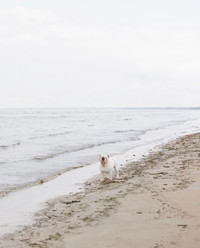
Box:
left=100, top=172, right=105, bottom=182
left=108, top=171, right=112, bottom=181
left=114, top=165, right=119, bottom=179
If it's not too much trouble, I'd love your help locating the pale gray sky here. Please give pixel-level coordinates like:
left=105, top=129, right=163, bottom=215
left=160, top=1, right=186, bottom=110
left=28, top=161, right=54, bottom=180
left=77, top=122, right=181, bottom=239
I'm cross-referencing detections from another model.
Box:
left=0, top=0, right=200, bottom=108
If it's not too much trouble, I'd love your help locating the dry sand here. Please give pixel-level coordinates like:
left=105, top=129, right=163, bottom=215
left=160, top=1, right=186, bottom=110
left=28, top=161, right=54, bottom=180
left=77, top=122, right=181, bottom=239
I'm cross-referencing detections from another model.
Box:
left=1, top=133, right=200, bottom=248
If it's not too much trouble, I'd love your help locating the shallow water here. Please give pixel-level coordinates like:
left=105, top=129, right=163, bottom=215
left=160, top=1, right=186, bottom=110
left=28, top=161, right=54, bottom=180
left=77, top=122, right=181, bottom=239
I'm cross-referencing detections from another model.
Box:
left=0, top=108, right=200, bottom=193
left=0, top=108, right=200, bottom=236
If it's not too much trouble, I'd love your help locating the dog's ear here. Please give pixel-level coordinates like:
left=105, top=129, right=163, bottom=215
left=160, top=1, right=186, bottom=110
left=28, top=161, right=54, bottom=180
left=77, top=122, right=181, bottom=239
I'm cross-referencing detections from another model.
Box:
left=107, top=155, right=110, bottom=158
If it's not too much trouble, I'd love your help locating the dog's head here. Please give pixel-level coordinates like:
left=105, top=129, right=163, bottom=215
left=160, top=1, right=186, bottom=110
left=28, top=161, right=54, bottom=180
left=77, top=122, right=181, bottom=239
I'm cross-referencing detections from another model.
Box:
left=99, top=154, right=109, bottom=166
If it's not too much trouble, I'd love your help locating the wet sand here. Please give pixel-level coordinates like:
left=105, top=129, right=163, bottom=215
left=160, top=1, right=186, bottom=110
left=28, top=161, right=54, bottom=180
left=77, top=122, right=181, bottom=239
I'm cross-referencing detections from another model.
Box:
left=1, top=133, right=200, bottom=248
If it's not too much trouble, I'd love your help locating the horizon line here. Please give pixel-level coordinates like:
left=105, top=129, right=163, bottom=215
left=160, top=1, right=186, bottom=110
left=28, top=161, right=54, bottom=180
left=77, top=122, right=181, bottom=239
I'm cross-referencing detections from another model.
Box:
left=0, top=107, right=200, bottom=109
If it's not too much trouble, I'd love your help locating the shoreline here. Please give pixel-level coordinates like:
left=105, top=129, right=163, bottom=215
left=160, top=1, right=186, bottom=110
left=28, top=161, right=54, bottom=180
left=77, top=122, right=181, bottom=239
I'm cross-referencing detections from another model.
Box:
left=1, top=132, right=200, bottom=247
left=0, top=165, right=85, bottom=199
left=0, top=141, right=158, bottom=237
left=0, top=126, right=188, bottom=238
left=1, top=111, right=199, bottom=199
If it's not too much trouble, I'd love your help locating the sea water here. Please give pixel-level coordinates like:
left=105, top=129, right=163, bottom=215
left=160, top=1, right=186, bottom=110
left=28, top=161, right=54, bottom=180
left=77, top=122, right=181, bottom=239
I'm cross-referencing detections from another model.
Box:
left=0, top=108, right=200, bottom=236
left=0, top=108, right=200, bottom=194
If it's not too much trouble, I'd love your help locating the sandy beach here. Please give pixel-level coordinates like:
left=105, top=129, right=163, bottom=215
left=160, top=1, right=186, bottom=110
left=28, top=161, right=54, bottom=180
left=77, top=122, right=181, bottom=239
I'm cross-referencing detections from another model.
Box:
left=1, top=132, right=200, bottom=248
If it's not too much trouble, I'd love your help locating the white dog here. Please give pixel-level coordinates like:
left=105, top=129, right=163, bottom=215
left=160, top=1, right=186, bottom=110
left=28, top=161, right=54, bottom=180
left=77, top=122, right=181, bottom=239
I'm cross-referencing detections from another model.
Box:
left=99, top=154, right=119, bottom=182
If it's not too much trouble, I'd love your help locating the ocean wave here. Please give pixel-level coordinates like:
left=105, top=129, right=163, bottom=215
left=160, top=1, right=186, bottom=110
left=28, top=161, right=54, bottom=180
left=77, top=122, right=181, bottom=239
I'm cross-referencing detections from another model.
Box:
left=48, top=131, right=72, bottom=137
left=154, top=120, right=189, bottom=131
left=114, top=129, right=138, bottom=133
left=32, top=140, right=124, bottom=161
left=143, top=120, right=189, bottom=133
left=123, top=118, right=132, bottom=121
left=28, top=131, right=72, bottom=140
left=0, top=141, right=21, bottom=150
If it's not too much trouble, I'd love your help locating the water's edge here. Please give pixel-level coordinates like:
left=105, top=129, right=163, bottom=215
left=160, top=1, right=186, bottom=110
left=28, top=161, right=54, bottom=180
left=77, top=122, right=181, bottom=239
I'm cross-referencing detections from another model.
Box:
left=0, top=128, right=199, bottom=237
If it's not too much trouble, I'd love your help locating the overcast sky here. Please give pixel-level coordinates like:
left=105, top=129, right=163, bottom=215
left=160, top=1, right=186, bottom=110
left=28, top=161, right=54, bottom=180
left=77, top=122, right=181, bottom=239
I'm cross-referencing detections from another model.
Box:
left=0, top=0, right=200, bottom=108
